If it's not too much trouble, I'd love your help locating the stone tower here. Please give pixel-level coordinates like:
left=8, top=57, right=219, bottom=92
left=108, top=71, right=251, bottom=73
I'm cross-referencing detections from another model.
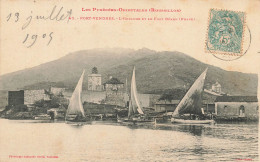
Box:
left=104, top=77, right=125, bottom=107
left=88, top=67, right=102, bottom=91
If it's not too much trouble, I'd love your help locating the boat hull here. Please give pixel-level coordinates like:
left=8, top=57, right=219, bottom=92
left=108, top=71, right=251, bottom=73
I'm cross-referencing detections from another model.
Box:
left=126, top=119, right=153, bottom=123
left=65, top=121, right=89, bottom=125
left=34, top=117, right=51, bottom=120
left=34, top=115, right=51, bottom=120
left=65, top=115, right=88, bottom=123
left=118, top=117, right=153, bottom=124
left=171, top=118, right=215, bottom=124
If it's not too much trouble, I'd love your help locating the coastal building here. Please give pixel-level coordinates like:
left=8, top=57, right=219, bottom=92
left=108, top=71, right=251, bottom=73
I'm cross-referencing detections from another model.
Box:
left=149, top=94, right=162, bottom=107
left=24, top=89, right=51, bottom=105
left=154, top=100, right=179, bottom=112
left=88, top=67, right=103, bottom=91
left=215, top=96, right=258, bottom=119
left=124, top=93, right=151, bottom=108
left=104, top=77, right=125, bottom=107
left=154, top=90, right=220, bottom=113
left=8, top=90, right=24, bottom=106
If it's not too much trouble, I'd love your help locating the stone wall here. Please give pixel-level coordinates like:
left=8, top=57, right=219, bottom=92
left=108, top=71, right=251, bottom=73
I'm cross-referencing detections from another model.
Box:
left=50, top=87, right=65, bottom=96
left=105, top=84, right=125, bottom=107
left=64, top=91, right=106, bottom=104
left=24, top=90, right=51, bottom=105
left=83, top=102, right=122, bottom=114
left=0, top=90, right=8, bottom=109
left=215, top=102, right=259, bottom=119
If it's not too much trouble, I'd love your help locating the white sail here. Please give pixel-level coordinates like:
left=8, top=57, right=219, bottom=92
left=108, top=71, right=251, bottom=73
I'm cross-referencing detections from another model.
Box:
left=172, top=68, right=208, bottom=117
left=128, top=67, right=144, bottom=117
left=66, top=70, right=85, bottom=117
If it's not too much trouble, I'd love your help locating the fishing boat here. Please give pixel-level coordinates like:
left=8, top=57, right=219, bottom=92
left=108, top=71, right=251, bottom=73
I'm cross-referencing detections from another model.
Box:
left=171, top=68, right=215, bottom=125
left=117, top=67, right=152, bottom=124
left=65, top=70, right=87, bottom=124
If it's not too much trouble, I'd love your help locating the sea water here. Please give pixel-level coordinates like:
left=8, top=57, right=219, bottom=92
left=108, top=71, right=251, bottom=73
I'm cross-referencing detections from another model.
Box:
left=0, top=119, right=258, bottom=161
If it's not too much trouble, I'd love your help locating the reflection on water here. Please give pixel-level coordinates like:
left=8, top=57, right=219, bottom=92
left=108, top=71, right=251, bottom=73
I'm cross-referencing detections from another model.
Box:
left=0, top=119, right=258, bottom=162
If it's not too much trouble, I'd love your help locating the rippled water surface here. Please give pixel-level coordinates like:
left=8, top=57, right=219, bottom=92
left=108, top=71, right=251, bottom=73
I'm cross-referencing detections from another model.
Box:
left=0, top=119, right=258, bottom=161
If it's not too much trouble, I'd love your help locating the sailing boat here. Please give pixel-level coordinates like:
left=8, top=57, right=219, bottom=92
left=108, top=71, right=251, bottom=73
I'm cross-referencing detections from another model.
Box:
left=171, top=68, right=215, bottom=124
left=65, top=70, right=87, bottom=123
left=118, top=67, right=152, bottom=123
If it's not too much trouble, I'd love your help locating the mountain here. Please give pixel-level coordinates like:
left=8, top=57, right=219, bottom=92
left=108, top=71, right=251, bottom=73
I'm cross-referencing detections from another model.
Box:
left=0, top=48, right=257, bottom=95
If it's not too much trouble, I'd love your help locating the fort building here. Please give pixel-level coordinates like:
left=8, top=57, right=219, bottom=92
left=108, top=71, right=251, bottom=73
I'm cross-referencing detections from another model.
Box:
left=104, top=77, right=125, bottom=107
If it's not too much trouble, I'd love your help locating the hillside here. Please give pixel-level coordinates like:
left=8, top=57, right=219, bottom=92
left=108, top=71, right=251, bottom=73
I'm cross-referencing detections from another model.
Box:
left=0, top=48, right=257, bottom=95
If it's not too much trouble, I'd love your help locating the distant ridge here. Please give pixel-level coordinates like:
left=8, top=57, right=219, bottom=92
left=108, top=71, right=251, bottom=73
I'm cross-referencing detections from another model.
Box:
left=0, top=48, right=257, bottom=95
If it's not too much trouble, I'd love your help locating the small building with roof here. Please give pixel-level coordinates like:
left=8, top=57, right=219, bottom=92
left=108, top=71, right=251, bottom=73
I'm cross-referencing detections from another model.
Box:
left=212, top=81, right=222, bottom=94
left=215, top=96, right=258, bottom=119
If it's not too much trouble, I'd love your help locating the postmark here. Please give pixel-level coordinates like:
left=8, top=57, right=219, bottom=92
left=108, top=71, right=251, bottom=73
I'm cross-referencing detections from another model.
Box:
left=205, top=9, right=246, bottom=57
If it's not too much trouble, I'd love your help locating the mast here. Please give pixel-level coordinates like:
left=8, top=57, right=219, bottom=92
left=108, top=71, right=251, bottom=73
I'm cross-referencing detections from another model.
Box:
left=66, top=70, right=85, bottom=117
left=128, top=99, right=134, bottom=118
left=125, top=77, right=128, bottom=94
left=172, top=68, right=208, bottom=117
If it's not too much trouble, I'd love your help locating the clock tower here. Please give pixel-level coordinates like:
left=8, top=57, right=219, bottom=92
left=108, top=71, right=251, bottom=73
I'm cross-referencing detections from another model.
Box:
left=88, top=67, right=102, bottom=91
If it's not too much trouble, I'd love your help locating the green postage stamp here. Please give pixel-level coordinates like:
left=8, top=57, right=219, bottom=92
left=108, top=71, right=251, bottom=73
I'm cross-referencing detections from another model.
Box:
left=206, top=9, right=246, bottom=55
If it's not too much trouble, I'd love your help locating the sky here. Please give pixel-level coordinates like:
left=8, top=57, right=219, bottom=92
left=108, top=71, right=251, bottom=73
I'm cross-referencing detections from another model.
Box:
left=1, top=0, right=260, bottom=75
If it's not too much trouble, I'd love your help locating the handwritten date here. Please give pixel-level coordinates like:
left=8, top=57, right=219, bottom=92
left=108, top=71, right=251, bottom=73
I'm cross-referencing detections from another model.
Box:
left=6, top=5, right=72, bottom=48
left=6, top=12, right=19, bottom=22
left=23, top=32, right=53, bottom=48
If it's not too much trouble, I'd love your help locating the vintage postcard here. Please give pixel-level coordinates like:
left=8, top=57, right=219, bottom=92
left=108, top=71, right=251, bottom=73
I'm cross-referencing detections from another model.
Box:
left=0, top=0, right=259, bottom=161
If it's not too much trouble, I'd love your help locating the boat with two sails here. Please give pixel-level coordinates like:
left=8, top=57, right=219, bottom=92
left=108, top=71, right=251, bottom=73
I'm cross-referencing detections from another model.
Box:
left=117, top=67, right=153, bottom=124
